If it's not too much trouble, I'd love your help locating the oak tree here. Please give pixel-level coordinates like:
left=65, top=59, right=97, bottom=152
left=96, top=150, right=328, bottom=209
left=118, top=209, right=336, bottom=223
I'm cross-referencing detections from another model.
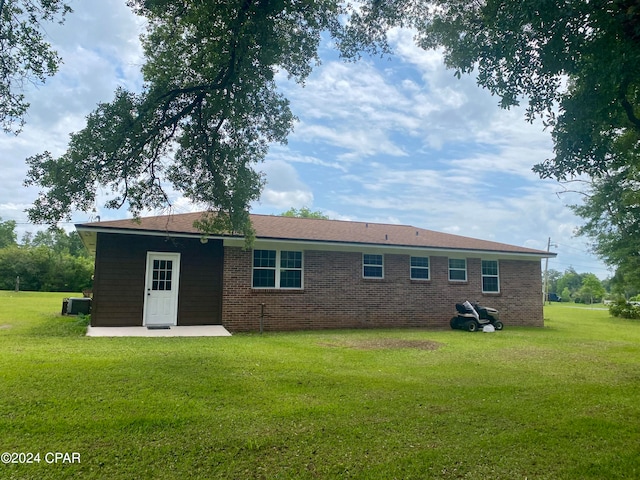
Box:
left=314, top=0, right=640, bottom=279
left=25, top=0, right=640, bottom=268
left=388, top=0, right=640, bottom=286
left=25, top=0, right=351, bottom=238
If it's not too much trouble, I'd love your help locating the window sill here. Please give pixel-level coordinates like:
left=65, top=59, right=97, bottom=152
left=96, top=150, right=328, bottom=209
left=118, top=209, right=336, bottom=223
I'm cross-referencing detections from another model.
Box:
left=251, top=288, right=305, bottom=294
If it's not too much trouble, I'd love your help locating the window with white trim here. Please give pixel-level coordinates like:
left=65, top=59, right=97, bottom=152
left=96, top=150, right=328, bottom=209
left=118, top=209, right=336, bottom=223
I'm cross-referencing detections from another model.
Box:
left=363, top=254, right=383, bottom=278
left=448, top=258, right=467, bottom=282
left=410, top=256, right=430, bottom=280
left=482, top=260, right=500, bottom=293
left=252, top=249, right=303, bottom=289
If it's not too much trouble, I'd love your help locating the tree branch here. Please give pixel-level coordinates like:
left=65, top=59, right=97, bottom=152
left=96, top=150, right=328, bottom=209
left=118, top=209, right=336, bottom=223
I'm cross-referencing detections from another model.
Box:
left=619, top=77, right=640, bottom=131
left=153, top=0, right=255, bottom=106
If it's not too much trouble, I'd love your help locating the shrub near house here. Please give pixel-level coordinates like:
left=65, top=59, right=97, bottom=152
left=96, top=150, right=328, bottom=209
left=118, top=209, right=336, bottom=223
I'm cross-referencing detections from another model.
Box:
left=609, top=300, right=640, bottom=319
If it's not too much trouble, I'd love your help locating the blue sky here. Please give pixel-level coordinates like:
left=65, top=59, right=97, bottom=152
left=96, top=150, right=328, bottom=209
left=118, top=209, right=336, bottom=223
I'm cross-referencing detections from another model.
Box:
left=0, top=0, right=611, bottom=278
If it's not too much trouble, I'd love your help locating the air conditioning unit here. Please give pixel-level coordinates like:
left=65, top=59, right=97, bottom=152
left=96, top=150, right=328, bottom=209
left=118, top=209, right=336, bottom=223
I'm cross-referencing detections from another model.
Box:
left=67, top=297, right=91, bottom=315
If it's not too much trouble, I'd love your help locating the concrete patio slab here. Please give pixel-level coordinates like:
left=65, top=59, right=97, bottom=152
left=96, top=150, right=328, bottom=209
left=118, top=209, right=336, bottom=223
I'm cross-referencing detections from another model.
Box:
left=86, top=325, right=232, bottom=337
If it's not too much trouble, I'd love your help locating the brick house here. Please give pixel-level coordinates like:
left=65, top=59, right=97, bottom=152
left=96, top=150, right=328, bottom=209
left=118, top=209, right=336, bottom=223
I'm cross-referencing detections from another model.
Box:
left=76, top=212, right=554, bottom=332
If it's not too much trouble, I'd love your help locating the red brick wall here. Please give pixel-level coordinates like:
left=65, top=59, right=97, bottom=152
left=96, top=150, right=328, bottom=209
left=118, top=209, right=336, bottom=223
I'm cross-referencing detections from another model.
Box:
left=221, top=247, right=543, bottom=332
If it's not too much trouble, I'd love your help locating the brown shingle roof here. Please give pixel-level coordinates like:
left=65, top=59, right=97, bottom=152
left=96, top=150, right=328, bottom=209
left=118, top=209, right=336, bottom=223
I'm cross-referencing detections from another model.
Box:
left=77, top=212, right=553, bottom=257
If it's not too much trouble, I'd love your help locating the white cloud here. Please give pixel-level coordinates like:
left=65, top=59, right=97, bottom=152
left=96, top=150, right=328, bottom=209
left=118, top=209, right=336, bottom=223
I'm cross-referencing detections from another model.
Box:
left=267, top=147, right=348, bottom=172
left=279, top=60, right=423, bottom=161
left=0, top=9, right=609, bottom=277
left=294, top=122, right=408, bottom=160
left=256, top=160, right=314, bottom=210
left=23, top=1, right=144, bottom=130
left=259, top=190, right=314, bottom=210
left=0, top=0, right=144, bottom=237
left=268, top=28, right=599, bottom=264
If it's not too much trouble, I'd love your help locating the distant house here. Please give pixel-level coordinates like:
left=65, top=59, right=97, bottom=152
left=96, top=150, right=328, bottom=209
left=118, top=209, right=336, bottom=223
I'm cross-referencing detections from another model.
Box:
left=76, top=212, right=555, bottom=332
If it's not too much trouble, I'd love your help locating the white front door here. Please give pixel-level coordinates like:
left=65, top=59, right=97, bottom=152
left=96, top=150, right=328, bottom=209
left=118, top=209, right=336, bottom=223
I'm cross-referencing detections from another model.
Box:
left=143, top=252, right=181, bottom=326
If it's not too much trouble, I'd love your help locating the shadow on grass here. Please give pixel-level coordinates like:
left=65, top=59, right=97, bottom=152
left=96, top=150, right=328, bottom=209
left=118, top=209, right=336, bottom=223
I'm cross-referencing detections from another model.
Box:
left=27, top=314, right=90, bottom=337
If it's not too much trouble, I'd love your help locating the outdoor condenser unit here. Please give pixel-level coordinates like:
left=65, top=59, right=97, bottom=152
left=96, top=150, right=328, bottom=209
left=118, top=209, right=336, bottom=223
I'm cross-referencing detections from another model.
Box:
left=67, top=297, right=91, bottom=315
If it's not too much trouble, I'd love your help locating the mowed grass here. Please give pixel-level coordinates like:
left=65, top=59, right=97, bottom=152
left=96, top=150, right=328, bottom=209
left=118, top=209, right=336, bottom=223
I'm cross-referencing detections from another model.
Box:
left=1, top=292, right=639, bottom=479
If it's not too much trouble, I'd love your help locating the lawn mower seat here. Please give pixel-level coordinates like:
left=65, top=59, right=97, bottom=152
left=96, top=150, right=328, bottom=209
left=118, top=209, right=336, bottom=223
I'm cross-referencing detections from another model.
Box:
left=455, top=303, right=468, bottom=315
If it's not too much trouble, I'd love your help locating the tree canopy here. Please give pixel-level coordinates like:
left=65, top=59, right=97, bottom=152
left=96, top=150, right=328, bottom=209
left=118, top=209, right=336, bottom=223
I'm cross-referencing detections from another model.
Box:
left=393, top=0, right=639, bottom=287
left=579, top=273, right=607, bottom=304
left=281, top=207, right=329, bottom=219
left=23, top=0, right=640, bottom=272
left=26, top=0, right=347, bottom=238
left=572, top=169, right=640, bottom=290
left=0, top=0, right=72, bottom=134
left=0, top=217, right=18, bottom=248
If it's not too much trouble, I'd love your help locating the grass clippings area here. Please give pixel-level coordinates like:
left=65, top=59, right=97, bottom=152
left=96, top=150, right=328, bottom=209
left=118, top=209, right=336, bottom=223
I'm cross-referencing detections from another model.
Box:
left=0, top=291, right=639, bottom=479
left=319, top=338, right=442, bottom=350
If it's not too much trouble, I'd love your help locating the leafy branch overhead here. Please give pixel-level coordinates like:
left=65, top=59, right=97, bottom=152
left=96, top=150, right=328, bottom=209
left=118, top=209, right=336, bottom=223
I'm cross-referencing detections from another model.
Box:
left=26, top=0, right=346, bottom=237
left=388, top=1, right=639, bottom=287
left=23, top=0, right=640, bottom=279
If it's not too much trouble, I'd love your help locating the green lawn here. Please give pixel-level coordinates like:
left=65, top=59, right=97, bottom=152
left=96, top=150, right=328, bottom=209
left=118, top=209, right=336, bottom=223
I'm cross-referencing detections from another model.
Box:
left=1, top=292, right=639, bottom=479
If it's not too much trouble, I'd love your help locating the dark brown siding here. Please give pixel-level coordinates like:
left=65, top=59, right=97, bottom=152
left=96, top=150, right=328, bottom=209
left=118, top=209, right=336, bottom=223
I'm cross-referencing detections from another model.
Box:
left=91, top=233, right=223, bottom=327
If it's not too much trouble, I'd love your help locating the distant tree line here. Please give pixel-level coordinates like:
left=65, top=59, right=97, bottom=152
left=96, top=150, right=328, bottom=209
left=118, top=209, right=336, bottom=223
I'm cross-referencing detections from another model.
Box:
left=546, top=267, right=640, bottom=320
left=546, top=267, right=608, bottom=305
left=547, top=266, right=640, bottom=305
left=0, top=217, right=93, bottom=292
left=280, top=207, right=329, bottom=219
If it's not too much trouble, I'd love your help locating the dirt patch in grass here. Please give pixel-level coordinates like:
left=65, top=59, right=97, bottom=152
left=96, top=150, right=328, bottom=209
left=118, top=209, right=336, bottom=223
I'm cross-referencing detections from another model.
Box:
left=320, top=338, right=442, bottom=351
left=0, top=324, right=11, bottom=329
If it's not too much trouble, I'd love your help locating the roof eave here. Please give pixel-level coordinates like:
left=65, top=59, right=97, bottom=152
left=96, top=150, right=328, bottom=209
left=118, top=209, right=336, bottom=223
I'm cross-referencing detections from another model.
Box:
left=75, top=224, right=555, bottom=259
left=242, top=236, right=555, bottom=259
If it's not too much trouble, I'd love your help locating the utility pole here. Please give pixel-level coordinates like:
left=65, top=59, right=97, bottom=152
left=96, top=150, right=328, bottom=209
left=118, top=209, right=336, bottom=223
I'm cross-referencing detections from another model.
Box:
left=543, top=237, right=557, bottom=305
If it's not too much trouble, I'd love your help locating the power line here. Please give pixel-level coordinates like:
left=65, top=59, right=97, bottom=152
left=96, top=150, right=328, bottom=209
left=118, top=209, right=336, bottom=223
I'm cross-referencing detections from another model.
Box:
left=12, top=221, right=80, bottom=225
left=551, top=263, right=611, bottom=273
left=548, top=258, right=612, bottom=274
left=555, top=242, right=595, bottom=255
